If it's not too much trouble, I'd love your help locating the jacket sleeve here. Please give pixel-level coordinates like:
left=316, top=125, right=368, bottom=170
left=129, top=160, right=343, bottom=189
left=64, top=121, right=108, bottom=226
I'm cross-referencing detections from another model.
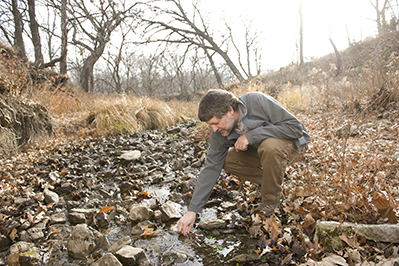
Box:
left=244, top=93, right=307, bottom=146
left=188, top=132, right=230, bottom=213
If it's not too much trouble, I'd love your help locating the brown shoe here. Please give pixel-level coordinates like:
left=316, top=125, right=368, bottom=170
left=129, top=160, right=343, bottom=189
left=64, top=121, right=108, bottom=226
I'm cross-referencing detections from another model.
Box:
left=259, top=194, right=285, bottom=217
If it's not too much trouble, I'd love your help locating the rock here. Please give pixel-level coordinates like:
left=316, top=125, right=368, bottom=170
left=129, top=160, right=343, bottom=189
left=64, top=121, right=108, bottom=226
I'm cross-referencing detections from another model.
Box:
left=68, top=212, right=87, bottom=224
left=95, top=208, right=115, bottom=229
left=68, top=208, right=98, bottom=224
left=160, top=201, right=182, bottom=221
left=314, top=221, right=399, bottom=251
left=47, top=224, right=72, bottom=240
left=67, top=224, right=96, bottom=259
left=198, top=218, right=226, bottom=230
left=44, top=187, right=59, bottom=204
left=49, top=171, right=60, bottom=181
left=119, top=150, right=141, bottom=161
left=0, top=234, right=11, bottom=252
left=109, top=236, right=132, bottom=254
left=162, top=251, right=188, bottom=264
left=115, top=245, right=148, bottom=265
left=9, top=241, right=41, bottom=266
left=26, top=227, right=44, bottom=241
left=91, top=253, right=122, bottom=266
left=129, top=204, right=152, bottom=223
left=50, top=212, right=67, bottom=224
left=130, top=224, right=145, bottom=236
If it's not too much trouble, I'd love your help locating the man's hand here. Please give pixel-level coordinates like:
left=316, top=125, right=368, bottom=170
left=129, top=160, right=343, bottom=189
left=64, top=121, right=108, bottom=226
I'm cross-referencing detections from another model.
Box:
left=235, top=134, right=249, bottom=152
left=177, top=211, right=197, bottom=236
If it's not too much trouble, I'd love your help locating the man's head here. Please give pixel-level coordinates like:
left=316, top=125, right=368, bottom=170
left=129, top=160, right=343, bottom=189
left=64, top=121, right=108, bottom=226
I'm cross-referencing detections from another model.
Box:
left=198, top=89, right=239, bottom=121
left=198, top=89, right=240, bottom=136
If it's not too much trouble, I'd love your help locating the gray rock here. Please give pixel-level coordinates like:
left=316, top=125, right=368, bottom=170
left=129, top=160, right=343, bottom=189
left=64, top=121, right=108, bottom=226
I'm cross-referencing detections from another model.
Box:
left=115, top=245, right=148, bottom=265
left=67, top=224, right=96, bottom=259
left=95, top=209, right=115, bottom=229
left=44, top=187, right=59, bottom=205
left=129, top=204, right=152, bottom=223
left=26, top=227, right=44, bottom=241
left=0, top=234, right=11, bottom=251
left=315, top=221, right=399, bottom=251
left=91, top=253, right=122, bottom=266
left=51, top=212, right=67, bottom=224
left=160, top=201, right=182, bottom=221
left=47, top=224, right=72, bottom=240
left=68, top=212, right=86, bottom=224
left=119, top=150, right=141, bottom=161
left=68, top=208, right=98, bottom=224
left=109, top=236, right=132, bottom=254
left=9, top=241, right=41, bottom=266
left=198, top=218, right=226, bottom=230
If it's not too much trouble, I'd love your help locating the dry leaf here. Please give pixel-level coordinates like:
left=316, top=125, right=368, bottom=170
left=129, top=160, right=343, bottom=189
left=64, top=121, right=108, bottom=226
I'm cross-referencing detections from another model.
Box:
left=281, top=253, right=293, bottom=265
left=9, top=228, right=18, bottom=241
left=6, top=253, right=20, bottom=266
left=339, top=232, right=359, bottom=248
left=140, top=225, right=158, bottom=237
left=99, top=206, right=114, bottom=213
left=371, top=191, right=398, bottom=223
left=59, top=168, right=69, bottom=175
left=263, top=216, right=281, bottom=241
left=51, top=228, right=62, bottom=235
left=137, top=191, right=148, bottom=197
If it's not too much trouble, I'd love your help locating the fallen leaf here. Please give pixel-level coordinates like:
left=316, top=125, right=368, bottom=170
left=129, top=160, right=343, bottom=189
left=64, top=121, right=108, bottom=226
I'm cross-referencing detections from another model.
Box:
left=50, top=228, right=61, bottom=235
left=9, top=228, right=18, bottom=241
left=59, top=168, right=69, bottom=175
left=5, top=252, right=20, bottom=266
left=140, top=225, right=157, bottom=237
left=281, top=253, right=293, bottom=265
left=137, top=191, right=148, bottom=197
left=340, top=232, right=359, bottom=248
left=99, top=206, right=114, bottom=213
left=371, top=191, right=398, bottom=223
left=263, top=216, right=281, bottom=241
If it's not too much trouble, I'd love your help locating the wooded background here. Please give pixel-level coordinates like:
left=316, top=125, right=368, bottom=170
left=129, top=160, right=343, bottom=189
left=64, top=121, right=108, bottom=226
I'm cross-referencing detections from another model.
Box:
left=0, top=0, right=398, bottom=96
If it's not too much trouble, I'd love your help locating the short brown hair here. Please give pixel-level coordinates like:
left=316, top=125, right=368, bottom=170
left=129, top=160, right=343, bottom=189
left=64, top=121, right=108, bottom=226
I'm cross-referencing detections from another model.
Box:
left=198, top=89, right=239, bottom=121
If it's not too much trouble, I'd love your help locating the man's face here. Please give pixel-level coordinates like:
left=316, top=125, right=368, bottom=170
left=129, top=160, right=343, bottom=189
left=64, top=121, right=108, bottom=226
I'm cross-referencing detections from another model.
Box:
left=207, top=107, right=237, bottom=136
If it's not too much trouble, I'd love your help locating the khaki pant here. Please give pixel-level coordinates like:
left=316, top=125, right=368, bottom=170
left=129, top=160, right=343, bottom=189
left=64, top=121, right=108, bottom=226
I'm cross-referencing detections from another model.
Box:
left=223, top=138, right=297, bottom=205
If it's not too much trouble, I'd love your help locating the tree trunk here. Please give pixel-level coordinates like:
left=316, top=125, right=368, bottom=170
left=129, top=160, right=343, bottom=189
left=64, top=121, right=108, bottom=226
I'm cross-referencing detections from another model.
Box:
left=11, top=0, right=26, bottom=59
left=203, top=48, right=223, bottom=88
left=329, top=38, right=342, bottom=76
left=27, top=0, right=43, bottom=67
left=299, top=0, right=304, bottom=65
left=80, top=43, right=107, bottom=92
left=60, top=0, right=67, bottom=74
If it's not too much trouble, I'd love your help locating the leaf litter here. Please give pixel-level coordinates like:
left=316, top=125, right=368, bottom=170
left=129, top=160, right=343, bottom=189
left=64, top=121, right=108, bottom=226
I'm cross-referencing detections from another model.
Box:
left=0, top=108, right=398, bottom=265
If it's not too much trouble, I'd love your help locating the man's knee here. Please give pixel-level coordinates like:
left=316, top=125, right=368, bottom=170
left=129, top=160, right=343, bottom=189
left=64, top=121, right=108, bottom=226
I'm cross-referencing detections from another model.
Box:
left=257, top=138, right=296, bottom=160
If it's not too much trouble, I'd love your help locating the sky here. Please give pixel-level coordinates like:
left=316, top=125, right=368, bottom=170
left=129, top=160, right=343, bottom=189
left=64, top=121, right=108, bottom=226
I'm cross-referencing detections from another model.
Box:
left=199, top=0, right=378, bottom=71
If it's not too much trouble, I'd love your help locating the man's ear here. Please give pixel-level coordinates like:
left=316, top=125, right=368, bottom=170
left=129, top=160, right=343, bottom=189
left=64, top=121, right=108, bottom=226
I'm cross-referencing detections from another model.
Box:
left=228, top=106, right=234, bottom=115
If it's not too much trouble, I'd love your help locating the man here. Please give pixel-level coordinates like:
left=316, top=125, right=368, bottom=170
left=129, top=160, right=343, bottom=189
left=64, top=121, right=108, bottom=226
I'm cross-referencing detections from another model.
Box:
left=177, top=89, right=310, bottom=236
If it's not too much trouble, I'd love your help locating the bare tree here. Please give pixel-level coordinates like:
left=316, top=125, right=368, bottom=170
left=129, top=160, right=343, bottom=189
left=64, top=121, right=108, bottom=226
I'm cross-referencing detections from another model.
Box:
left=68, top=0, right=140, bottom=92
left=101, top=25, right=133, bottom=94
left=299, top=0, right=304, bottom=65
left=226, top=19, right=262, bottom=78
left=142, top=0, right=245, bottom=83
left=0, top=0, right=14, bottom=45
left=138, top=54, right=162, bottom=97
left=27, top=0, right=43, bottom=67
left=60, top=0, right=67, bottom=74
left=371, top=0, right=390, bottom=34
left=11, top=0, right=26, bottom=59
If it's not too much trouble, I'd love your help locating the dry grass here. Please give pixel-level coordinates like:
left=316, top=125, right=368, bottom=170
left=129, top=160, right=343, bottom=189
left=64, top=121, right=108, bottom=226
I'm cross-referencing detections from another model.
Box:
left=78, top=94, right=184, bottom=135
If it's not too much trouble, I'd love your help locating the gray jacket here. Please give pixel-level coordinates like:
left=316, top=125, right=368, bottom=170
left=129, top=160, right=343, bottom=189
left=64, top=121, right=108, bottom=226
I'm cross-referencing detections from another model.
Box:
left=188, top=92, right=310, bottom=213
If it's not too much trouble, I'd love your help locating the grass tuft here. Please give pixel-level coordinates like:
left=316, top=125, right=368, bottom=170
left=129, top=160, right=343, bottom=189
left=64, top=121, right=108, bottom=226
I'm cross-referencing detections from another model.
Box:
left=83, top=95, right=182, bottom=135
